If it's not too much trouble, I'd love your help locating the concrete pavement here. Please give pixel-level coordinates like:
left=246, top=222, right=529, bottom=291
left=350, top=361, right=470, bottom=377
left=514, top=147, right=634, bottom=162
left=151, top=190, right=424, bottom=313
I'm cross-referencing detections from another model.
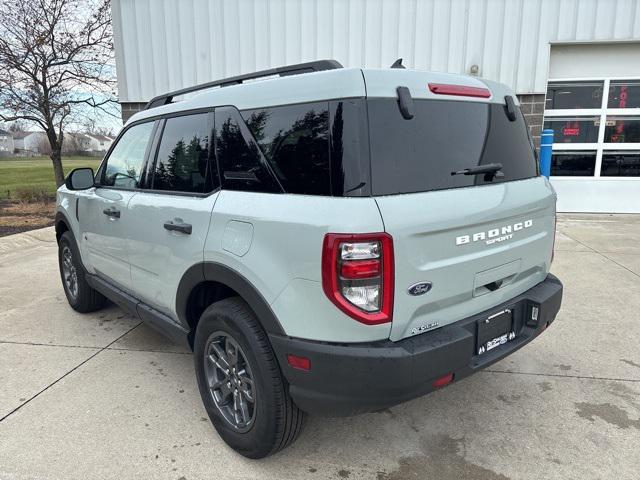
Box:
left=0, top=215, right=639, bottom=479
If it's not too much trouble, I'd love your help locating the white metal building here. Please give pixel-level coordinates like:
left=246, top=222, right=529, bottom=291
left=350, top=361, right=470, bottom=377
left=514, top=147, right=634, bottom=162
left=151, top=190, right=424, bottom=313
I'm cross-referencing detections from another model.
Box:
left=112, top=0, right=640, bottom=213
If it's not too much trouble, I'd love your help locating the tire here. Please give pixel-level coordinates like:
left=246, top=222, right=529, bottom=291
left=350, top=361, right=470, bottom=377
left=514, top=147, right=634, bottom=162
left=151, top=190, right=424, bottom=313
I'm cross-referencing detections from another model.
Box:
left=58, top=231, right=106, bottom=313
left=194, top=297, right=306, bottom=458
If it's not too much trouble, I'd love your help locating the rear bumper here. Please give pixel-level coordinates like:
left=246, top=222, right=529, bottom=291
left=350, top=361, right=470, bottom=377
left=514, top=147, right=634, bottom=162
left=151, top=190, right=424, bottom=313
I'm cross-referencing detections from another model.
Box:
left=269, top=274, right=562, bottom=416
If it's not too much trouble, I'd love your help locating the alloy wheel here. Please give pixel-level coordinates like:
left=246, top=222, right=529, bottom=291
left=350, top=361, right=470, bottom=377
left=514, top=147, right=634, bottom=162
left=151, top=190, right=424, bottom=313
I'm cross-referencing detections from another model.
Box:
left=204, top=331, right=256, bottom=432
left=61, top=245, right=78, bottom=300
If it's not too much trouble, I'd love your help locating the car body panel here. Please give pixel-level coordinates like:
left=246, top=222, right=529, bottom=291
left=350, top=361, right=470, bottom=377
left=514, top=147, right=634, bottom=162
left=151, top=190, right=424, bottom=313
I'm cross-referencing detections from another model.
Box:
left=204, top=190, right=390, bottom=342
left=375, top=176, right=556, bottom=341
left=126, top=190, right=220, bottom=319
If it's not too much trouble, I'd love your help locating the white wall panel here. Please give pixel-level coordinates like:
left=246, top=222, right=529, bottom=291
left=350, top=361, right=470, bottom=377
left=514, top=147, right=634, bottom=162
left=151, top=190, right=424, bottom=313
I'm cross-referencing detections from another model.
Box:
left=553, top=179, right=640, bottom=213
left=549, top=43, right=640, bottom=78
left=112, top=0, right=640, bottom=102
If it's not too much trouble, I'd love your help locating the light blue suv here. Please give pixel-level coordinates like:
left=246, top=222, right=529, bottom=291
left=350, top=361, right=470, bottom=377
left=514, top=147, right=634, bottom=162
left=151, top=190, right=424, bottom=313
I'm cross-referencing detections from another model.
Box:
left=55, top=60, right=563, bottom=458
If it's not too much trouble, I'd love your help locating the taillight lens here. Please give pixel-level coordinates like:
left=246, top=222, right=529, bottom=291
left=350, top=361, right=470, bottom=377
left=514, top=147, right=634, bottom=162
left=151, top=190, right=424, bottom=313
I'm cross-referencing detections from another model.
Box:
left=322, top=233, right=394, bottom=325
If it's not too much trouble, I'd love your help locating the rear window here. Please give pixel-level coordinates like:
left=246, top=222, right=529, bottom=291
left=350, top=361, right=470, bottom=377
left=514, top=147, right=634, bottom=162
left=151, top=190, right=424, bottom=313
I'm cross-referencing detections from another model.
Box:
left=367, top=98, right=538, bottom=195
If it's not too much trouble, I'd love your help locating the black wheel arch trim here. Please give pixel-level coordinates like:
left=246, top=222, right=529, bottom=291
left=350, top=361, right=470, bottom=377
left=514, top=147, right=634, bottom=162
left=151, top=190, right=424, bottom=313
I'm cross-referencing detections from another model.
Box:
left=176, top=262, right=286, bottom=337
left=54, top=211, right=73, bottom=241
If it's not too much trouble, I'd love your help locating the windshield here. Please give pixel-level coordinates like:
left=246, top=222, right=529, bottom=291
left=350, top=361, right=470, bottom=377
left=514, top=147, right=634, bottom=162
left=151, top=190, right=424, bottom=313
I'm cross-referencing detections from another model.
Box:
left=367, top=98, right=538, bottom=195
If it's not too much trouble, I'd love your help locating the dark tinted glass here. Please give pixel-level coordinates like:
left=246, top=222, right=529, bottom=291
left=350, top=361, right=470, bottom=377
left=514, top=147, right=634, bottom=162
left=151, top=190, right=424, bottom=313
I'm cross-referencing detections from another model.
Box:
left=368, top=99, right=537, bottom=195
left=608, top=80, right=640, bottom=109
left=543, top=117, right=599, bottom=143
left=102, top=122, right=154, bottom=189
left=601, top=152, right=640, bottom=177
left=329, top=99, right=371, bottom=196
left=545, top=82, right=603, bottom=109
left=604, top=117, right=640, bottom=143
left=215, top=107, right=281, bottom=193
left=241, top=103, right=330, bottom=195
left=551, top=151, right=596, bottom=176
left=152, top=114, right=214, bottom=193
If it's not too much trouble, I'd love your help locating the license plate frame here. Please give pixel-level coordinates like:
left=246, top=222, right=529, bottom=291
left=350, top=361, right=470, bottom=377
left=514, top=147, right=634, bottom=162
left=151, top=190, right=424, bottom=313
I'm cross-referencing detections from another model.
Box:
left=477, top=309, right=515, bottom=355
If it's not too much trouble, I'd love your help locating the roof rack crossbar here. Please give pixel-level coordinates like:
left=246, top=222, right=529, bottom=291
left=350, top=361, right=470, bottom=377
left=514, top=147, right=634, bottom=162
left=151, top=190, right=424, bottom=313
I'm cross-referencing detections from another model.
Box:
left=144, top=59, right=343, bottom=110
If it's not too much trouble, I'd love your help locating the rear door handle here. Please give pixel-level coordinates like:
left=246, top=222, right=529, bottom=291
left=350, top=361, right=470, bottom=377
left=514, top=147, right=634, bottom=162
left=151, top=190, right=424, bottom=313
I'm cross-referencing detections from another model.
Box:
left=103, top=207, right=120, bottom=218
left=164, top=220, right=192, bottom=235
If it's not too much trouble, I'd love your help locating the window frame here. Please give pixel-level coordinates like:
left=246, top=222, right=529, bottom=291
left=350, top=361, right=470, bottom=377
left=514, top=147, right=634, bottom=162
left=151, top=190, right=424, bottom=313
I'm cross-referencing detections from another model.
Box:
left=96, top=118, right=159, bottom=190
left=145, top=109, right=218, bottom=197
left=214, top=104, right=285, bottom=195
left=545, top=76, right=640, bottom=179
left=97, top=108, right=221, bottom=198
left=240, top=101, right=333, bottom=196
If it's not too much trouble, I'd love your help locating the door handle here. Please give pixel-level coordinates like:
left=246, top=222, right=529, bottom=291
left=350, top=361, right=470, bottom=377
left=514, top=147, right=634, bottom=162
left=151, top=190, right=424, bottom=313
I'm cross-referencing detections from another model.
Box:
left=103, top=208, right=121, bottom=218
left=164, top=220, right=192, bottom=235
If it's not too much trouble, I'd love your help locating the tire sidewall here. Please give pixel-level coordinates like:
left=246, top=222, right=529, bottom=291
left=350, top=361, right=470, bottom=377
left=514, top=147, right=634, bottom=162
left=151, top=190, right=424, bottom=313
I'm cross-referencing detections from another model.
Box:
left=194, top=300, right=284, bottom=458
left=58, top=231, right=83, bottom=308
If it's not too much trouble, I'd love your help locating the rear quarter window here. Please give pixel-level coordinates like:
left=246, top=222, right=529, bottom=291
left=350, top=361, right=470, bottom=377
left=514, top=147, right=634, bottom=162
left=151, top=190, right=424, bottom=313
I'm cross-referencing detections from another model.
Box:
left=241, top=102, right=330, bottom=195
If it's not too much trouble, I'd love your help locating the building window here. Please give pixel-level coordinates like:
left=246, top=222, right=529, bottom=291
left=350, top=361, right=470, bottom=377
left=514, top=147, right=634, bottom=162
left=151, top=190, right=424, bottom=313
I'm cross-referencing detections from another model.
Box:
left=551, top=151, right=597, bottom=176
left=545, top=81, right=603, bottom=110
left=544, top=78, right=640, bottom=177
left=603, top=116, right=640, bottom=143
left=543, top=117, right=599, bottom=143
left=601, top=152, right=640, bottom=177
left=608, top=81, right=640, bottom=109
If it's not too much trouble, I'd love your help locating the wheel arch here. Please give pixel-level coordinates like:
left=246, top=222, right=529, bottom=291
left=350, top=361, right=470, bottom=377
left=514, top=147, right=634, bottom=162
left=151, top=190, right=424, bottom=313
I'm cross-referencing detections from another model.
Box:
left=54, top=211, right=72, bottom=243
left=177, top=262, right=286, bottom=348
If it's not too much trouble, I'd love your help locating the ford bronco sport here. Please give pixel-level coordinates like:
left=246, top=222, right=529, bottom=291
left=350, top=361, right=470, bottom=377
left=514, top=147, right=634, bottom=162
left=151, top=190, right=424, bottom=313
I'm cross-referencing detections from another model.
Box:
left=55, top=60, right=563, bottom=458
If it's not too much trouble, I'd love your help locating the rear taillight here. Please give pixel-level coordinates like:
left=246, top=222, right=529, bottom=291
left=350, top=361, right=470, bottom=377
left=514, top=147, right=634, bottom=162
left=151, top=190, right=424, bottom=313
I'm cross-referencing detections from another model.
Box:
left=322, top=233, right=394, bottom=325
left=428, top=83, right=491, bottom=98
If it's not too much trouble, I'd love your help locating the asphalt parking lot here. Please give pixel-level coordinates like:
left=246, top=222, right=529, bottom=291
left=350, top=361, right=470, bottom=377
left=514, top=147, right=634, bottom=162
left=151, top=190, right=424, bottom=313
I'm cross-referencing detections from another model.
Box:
left=1, top=214, right=639, bottom=480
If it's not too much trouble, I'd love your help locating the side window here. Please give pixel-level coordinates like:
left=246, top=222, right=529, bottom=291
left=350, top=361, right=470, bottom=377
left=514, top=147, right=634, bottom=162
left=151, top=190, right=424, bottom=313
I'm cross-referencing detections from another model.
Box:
left=102, top=122, right=154, bottom=189
left=151, top=114, right=215, bottom=193
left=215, top=107, right=281, bottom=193
left=241, top=103, right=330, bottom=195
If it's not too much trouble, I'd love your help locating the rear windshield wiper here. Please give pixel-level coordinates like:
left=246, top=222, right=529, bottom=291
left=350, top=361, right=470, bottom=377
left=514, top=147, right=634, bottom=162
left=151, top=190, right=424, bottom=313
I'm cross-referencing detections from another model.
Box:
left=451, top=163, right=504, bottom=180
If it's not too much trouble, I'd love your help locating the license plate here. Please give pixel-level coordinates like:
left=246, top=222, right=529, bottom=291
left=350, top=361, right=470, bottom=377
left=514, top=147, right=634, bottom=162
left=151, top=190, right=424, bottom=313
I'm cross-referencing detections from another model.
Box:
left=477, top=309, right=515, bottom=355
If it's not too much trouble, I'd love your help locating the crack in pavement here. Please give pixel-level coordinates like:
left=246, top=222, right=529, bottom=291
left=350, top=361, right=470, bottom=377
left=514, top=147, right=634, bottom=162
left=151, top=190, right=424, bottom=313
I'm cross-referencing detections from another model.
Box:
left=558, top=229, right=640, bottom=280
left=0, top=339, right=191, bottom=355
left=0, top=322, right=143, bottom=423
left=0, top=340, right=101, bottom=350
left=483, top=369, right=640, bottom=383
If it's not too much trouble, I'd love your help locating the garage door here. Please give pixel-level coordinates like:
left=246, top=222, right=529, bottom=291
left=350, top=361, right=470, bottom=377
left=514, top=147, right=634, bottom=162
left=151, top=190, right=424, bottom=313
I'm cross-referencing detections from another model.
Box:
left=544, top=43, right=640, bottom=213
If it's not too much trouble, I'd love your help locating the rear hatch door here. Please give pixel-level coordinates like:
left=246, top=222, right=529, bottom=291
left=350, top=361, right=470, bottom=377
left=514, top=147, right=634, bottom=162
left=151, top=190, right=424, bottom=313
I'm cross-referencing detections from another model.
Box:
left=376, top=179, right=555, bottom=342
left=364, top=75, right=555, bottom=341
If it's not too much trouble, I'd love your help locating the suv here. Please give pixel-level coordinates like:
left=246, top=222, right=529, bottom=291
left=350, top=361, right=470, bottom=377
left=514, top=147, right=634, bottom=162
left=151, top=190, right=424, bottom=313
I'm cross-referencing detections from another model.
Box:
left=56, top=60, right=563, bottom=458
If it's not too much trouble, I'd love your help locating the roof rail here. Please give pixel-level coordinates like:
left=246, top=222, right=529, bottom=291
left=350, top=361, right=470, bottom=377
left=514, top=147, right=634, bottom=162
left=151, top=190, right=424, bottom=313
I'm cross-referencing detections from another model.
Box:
left=144, top=59, right=343, bottom=110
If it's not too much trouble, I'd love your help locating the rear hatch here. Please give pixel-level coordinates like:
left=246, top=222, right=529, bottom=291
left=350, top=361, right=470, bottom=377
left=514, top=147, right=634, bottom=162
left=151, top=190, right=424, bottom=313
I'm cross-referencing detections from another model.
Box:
left=363, top=71, right=556, bottom=341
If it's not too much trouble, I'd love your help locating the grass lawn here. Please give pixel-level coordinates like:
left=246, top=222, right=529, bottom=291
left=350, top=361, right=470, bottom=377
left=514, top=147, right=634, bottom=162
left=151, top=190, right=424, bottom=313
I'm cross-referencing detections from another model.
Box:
left=0, top=156, right=102, bottom=199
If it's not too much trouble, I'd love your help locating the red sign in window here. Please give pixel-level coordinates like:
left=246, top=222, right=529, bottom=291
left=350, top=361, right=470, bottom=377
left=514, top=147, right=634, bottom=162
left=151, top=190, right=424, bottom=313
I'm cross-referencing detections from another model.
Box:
left=563, top=128, right=580, bottom=136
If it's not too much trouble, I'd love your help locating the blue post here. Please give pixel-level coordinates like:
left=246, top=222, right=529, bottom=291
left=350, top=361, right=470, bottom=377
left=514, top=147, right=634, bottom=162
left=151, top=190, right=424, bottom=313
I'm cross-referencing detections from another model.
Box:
left=539, top=129, right=554, bottom=178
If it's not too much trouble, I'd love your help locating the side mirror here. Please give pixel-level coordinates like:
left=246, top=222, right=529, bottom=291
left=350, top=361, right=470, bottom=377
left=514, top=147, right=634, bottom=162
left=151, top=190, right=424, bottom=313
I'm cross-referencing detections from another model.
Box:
left=65, top=168, right=95, bottom=190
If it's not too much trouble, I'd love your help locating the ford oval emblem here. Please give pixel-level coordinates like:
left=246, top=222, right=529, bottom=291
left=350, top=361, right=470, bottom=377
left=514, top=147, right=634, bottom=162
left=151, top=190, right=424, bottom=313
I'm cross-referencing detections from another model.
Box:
left=408, top=282, right=432, bottom=296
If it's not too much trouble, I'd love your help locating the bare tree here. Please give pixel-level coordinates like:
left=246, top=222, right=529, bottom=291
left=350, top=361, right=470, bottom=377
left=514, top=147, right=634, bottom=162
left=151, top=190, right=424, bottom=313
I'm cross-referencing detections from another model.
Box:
left=0, top=0, right=117, bottom=186
left=8, top=120, right=29, bottom=132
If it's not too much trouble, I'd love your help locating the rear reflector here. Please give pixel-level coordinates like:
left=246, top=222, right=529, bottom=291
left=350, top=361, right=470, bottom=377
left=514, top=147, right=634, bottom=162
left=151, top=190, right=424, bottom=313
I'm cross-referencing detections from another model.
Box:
left=428, top=83, right=491, bottom=98
left=432, top=373, right=454, bottom=389
left=287, top=354, right=311, bottom=371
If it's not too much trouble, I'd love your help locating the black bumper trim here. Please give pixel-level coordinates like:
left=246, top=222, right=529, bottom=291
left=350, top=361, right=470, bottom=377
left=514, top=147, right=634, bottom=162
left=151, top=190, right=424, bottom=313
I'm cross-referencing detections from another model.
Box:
left=269, top=274, right=563, bottom=416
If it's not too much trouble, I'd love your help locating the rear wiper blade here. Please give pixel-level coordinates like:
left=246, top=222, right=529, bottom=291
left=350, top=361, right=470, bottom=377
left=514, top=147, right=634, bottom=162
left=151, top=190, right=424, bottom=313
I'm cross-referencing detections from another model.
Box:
left=451, top=163, right=504, bottom=178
